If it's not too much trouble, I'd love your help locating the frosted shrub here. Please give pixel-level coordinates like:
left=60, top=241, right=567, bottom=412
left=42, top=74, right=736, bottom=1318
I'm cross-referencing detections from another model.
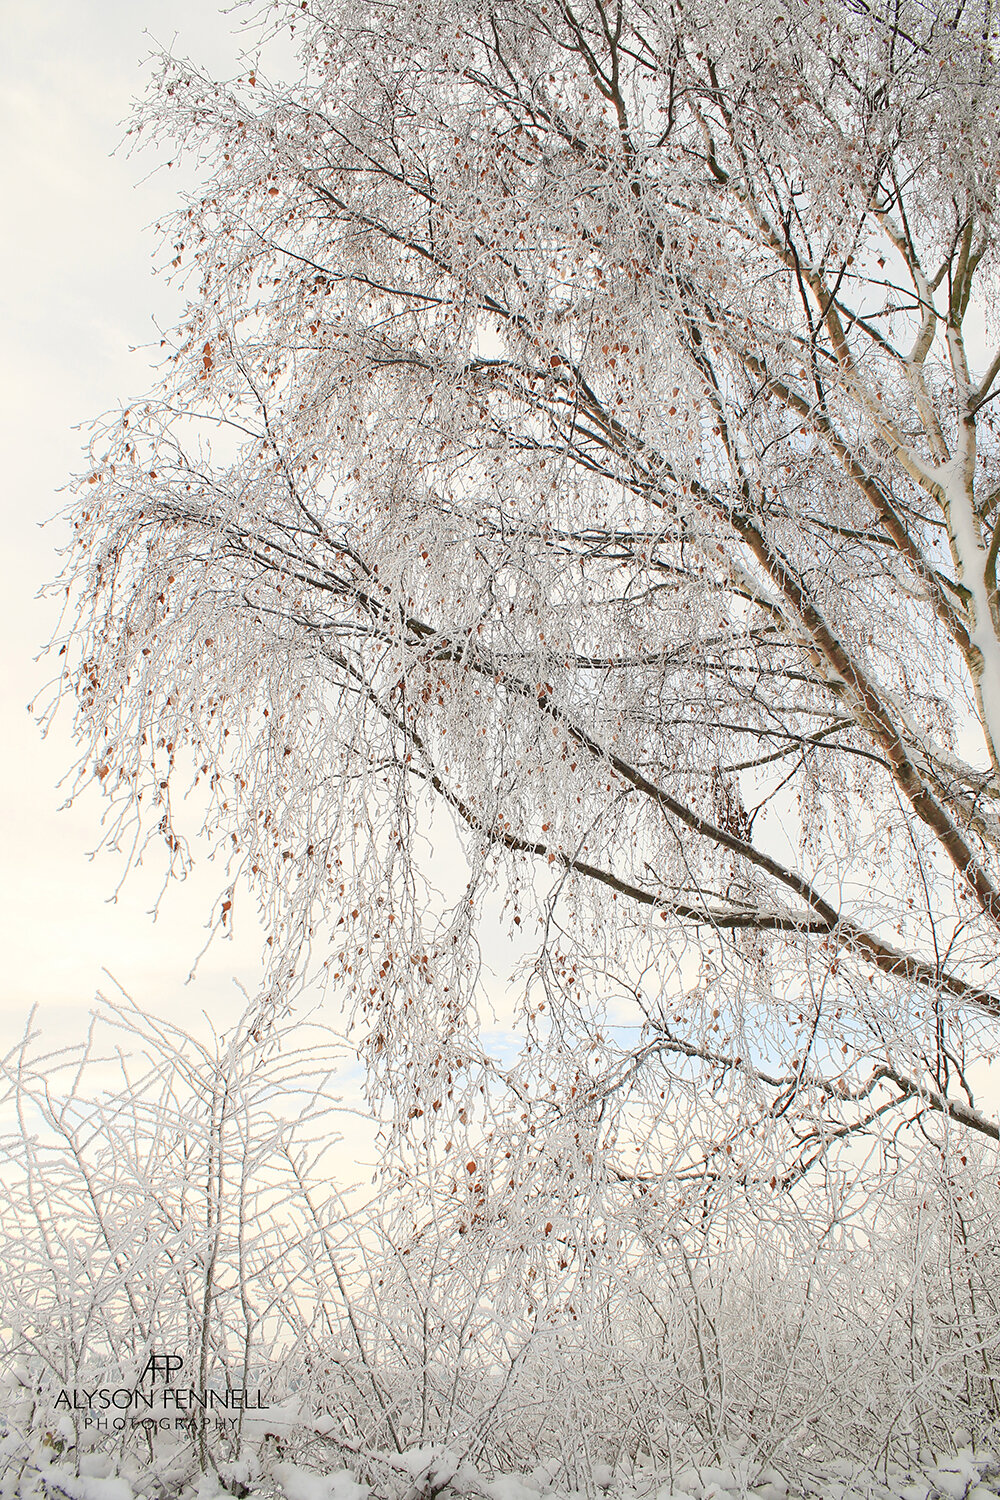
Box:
left=1, top=1004, right=999, bottom=1498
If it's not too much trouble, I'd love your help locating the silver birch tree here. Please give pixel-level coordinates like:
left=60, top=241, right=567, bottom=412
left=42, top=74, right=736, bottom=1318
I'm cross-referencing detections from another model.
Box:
left=50, top=0, right=1000, bottom=1219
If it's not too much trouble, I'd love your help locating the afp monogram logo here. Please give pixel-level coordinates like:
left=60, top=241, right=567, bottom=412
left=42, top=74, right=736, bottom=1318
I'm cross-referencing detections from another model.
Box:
left=138, top=1353, right=185, bottom=1384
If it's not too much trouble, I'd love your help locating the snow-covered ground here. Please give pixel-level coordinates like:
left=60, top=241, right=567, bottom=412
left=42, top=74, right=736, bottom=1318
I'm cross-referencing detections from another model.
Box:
left=6, top=1437, right=1000, bottom=1500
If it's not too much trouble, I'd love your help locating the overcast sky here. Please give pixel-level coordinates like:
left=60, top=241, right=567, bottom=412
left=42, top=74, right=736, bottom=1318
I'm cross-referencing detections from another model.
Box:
left=0, top=2, right=287, bottom=1055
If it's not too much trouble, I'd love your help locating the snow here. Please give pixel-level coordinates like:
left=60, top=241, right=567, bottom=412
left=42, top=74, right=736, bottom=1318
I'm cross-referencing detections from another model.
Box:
left=271, top=1460, right=368, bottom=1500
left=484, top=1479, right=545, bottom=1500
left=924, top=1457, right=985, bottom=1500
left=78, top=1456, right=114, bottom=1479
left=241, top=1401, right=303, bottom=1442
left=1, top=1442, right=999, bottom=1500
left=40, top=1469, right=134, bottom=1500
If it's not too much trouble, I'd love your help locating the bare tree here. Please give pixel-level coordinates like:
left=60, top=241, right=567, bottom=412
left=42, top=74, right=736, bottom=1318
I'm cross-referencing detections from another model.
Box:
left=49, top=0, right=1000, bottom=1207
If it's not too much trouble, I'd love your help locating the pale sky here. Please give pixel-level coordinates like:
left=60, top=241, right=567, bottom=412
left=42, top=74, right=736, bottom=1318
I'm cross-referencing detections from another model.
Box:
left=0, top=1, right=520, bottom=1121
left=1, top=2, right=287, bottom=1054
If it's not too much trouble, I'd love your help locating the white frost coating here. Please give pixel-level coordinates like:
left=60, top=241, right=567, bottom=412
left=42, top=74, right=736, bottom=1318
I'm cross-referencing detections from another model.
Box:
left=20, top=1, right=1000, bottom=1494
left=937, top=455, right=1000, bottom=765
